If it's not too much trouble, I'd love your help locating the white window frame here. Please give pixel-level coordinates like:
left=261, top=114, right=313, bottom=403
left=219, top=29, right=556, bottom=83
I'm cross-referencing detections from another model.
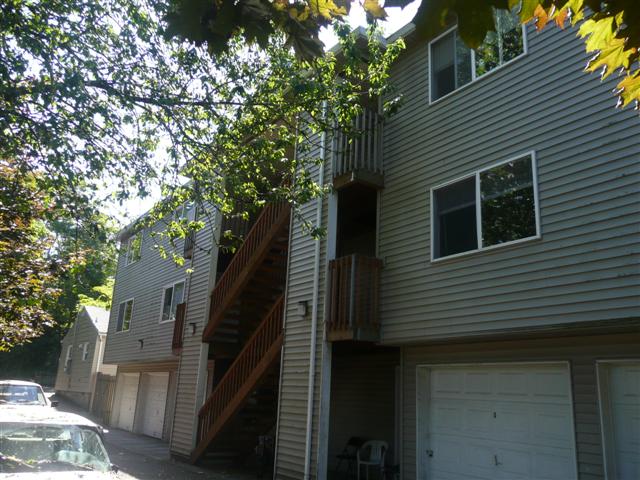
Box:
left=81, top=342, right=90, bottom=361
left=64, top=345, right=72, bottom=372
left=158, top=279, right=186, bottom=324
left=428, top=18, right=529, bottom=105
left=125, top=232, right=142, bottom=266
left=430, top=150, right=540, bottom=262
left=115, top=298, right=135, bottom=333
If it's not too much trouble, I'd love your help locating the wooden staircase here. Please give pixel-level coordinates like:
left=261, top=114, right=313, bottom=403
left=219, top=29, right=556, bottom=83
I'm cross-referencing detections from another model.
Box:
left=192, top=295, right=284, bottom=463
left=202, top=201, right=291, bottom=343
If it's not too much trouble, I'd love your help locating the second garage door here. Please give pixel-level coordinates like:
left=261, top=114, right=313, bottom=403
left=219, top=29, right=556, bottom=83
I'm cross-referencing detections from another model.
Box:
left=418, top=363, right=578, bottom=480
left=140, top=372, right=169, bottom=439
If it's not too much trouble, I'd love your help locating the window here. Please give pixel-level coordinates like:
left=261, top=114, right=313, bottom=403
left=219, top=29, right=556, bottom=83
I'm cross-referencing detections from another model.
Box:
left=432, top=153, right=539, bottom=260
left=160, top=280, right=185, bottom=322
left=64, top=345, right=72, bottom=372
left=174, top=202, right=195, bottom=222
left=116, top=299, right=134, bottom=332
left=429, top=8, right=525, bottom=102
left=81, top=342, right=90, bottom=361
left=125, top=233, right=142, bottom=265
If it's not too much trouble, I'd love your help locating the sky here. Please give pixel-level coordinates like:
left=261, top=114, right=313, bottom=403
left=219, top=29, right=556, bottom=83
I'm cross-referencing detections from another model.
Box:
left=112, top=1, right=419, bottom=225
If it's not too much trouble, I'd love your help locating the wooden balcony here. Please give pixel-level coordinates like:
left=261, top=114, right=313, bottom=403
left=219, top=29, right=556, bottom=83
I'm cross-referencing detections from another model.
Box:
left=333, top=109, right=384, bottom=190
left=172, top=302, right=187, bottom=355
left=326, top=254, right=382, bottom=342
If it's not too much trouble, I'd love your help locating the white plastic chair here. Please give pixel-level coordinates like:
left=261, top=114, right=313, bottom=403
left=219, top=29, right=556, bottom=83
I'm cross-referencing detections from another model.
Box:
left=357, top=440, right=388, bottom=480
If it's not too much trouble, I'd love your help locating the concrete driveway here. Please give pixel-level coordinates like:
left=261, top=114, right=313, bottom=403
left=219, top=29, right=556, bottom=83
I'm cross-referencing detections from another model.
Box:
left=51, top=393, right=256, bottom=480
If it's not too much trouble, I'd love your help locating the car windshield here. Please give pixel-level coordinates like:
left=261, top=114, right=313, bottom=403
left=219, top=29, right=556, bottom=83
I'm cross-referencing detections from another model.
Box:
left=0, top=423, right=110, bottom=473
left=0, top=385, right=47, bottom=406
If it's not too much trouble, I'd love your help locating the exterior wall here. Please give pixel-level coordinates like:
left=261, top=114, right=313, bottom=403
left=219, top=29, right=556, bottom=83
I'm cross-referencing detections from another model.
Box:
left=169, top=211, right=218, bottom=457
left=104, top=217, right=193, bottom=364
left=400, top=332, right=640, bottom=480
left=54, top=310, right=111, bottom=409
left=275, top=137, right=331, bottom=479
left=328, top=347, right=398, bottom=472
left=378, top=22, right=640, bottom=344
left=114, top=360, right=178, bottom=441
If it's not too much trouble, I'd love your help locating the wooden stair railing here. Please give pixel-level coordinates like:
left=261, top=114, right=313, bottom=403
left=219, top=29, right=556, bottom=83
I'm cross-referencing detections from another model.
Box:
left=203, top=201, right=290, bottom=342
left=191, top=295, right=284, bottom=463
left=172, top=302, right=187, bottom=355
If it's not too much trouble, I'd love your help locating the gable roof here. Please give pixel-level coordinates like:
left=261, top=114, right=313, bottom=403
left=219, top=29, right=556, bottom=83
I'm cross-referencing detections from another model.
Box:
left=81, top=305, right=110, bottom=334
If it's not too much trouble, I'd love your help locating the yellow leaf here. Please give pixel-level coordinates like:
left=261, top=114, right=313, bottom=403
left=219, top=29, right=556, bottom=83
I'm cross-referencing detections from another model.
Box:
left=308, top=0, right=347, bottom=19
left=585, top=37, right=634, bottom=79
left=616, top=72, right=640, bottom=109
left=363, top=0, right=387, bottom=19
left=579, top=17, right=616, bottom=53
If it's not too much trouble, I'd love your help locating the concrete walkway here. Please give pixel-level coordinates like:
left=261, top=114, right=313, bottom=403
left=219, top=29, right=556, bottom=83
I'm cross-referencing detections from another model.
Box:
left=51, top=393, right=256, bottom=480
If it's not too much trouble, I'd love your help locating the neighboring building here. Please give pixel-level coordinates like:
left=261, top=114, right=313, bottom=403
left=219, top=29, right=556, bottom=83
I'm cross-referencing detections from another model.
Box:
left=54, top=306, right=116, bottom=409
left=104, top=11, right=639, bottom=480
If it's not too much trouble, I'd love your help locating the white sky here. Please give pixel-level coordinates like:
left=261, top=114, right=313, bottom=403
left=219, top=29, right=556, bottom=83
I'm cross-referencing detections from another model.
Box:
left=112, top=1, right=419, bottom=224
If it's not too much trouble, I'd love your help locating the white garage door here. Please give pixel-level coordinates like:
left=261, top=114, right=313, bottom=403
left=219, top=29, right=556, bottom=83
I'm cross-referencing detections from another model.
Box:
left=419, top=363, right=577, bottom=480
left=603, top=362, right=640, bottom=480
left=140, top=372, right=169, bottom=439
left=117, top=373, right=139, bottom=431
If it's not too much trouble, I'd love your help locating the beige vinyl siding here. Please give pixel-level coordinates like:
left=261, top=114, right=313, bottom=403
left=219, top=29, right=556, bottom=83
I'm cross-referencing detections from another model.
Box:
left=400, top=333, right=640, bottom=480
left=328, top=348, right=398, bottom=470
left=275, top=141, right=331, bottom=479
left=169, top=211, right=217, bottom=456
left=104, top=218, right=193, bottom=364
left=54, top=310, right=108, bottom=408
left=378, top=23, right=640, bottom=344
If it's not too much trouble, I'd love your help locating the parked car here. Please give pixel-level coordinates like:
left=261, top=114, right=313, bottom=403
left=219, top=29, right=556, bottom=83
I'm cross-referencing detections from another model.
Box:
left=0, top=381, right=57, bottom=408
left=0, top=406, right=115, bottom=477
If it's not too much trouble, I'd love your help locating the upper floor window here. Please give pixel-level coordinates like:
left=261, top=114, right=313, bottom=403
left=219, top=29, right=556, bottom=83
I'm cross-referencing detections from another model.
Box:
left=116, top=299, right=134, bottom=332
left=64, top=345, right=72, bottom=372
left=125, top=233, right=142, bottom=265
left=431, top=152, right=539, bottom=260
left=429, top=8, right=526, bottom=102
left=80, top=342, right=90, bottom=361
left=160, top=280, right=185, bottom=323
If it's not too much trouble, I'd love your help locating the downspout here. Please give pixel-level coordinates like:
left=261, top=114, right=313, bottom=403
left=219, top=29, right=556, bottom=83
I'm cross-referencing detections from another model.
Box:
left=304, top=101, right=327, bottom=480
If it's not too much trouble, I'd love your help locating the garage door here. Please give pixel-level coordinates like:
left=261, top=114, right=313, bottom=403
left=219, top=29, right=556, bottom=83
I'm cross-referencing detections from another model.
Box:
left=602, top=362, right=640, bottom=480
left=140, top=372, right=169, bottom=439
left=419, top=363, right=577, bottom=480
left=116, top=373, right=139, bottom=431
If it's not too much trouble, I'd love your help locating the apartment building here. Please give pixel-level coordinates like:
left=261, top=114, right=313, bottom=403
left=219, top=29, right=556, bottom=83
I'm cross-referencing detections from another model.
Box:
left=104, top=10, right=639, bottom=480
left=54, top=306, right=116, bottom=409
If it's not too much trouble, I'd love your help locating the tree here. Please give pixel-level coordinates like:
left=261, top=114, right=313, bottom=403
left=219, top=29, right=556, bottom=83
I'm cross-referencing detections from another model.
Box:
left=0, top=194, right=117, bottom=377
left=166, top=0, right=640, bottom=109
left=0, top=160, right=61, bottom=351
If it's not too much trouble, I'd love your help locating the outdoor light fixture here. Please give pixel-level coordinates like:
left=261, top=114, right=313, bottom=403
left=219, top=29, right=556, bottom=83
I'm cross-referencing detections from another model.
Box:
left=138, top=339, right=144, bottom=349
left=189, top=322, right=197, bottom=335
left=297, top=301, right=308, bottom=317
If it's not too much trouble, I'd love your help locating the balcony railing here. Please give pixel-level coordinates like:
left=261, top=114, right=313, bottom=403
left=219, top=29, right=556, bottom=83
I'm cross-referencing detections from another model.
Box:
left=326, top=254, right=382, bottom=342
left=172, top=302, right=187, bottom=355
left=333, top=109, right=383, bottom=189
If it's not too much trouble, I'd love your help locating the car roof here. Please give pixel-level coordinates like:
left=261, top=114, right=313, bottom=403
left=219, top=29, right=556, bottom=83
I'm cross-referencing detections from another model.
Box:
left=0, top=380, right=43, bottom=387
left=0, top=406, right=100, bottom=429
